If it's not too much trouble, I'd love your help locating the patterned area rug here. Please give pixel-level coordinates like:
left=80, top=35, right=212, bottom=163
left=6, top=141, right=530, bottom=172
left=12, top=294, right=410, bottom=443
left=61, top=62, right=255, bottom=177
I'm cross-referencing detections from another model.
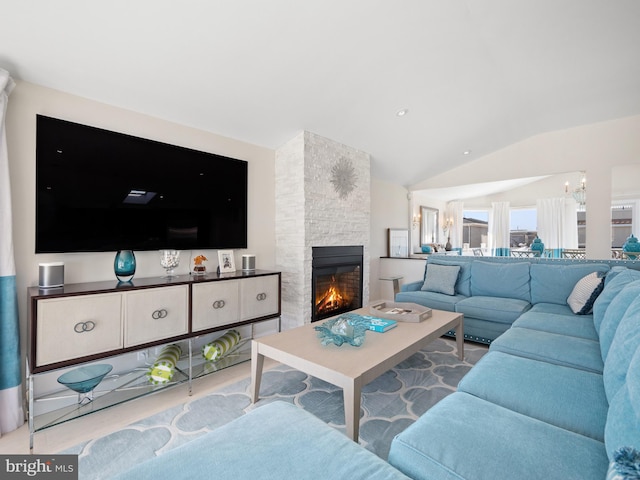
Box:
left=63, top=338, right=487, bottom=479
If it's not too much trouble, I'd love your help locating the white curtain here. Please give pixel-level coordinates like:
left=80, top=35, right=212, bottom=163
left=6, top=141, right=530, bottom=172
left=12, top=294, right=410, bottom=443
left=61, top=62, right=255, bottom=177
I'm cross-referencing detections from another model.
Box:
left=0, top=68, right=23, bottom=435
left=537, top=197, right=579, bottom=257
left=489, top=201, right=511, bottom=256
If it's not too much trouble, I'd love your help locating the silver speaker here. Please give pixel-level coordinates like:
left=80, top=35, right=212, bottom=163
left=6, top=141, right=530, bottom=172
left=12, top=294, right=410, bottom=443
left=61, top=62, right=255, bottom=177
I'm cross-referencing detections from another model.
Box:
left=242, top=254, right=255, bottom=271
left=39, top=262, right=64, bottom=288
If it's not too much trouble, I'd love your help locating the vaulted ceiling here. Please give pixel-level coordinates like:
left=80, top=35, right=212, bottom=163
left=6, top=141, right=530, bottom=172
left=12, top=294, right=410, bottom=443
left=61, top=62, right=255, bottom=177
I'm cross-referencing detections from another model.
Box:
left=2, top=1, right=639, bottom=187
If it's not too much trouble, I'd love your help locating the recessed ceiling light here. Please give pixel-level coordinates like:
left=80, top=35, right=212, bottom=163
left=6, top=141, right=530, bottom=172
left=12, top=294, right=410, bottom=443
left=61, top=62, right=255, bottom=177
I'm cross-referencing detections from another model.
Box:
left=463, top=150, right=471, bottom=155
left=396, top=109, right=408, bottom=117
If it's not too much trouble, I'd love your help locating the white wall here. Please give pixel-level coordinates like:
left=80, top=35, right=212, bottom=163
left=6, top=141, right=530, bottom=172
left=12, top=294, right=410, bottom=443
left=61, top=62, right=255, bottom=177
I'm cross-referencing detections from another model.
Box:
left=370, top=178, right=413, bottom=299
left=6, top=81, right=276, bottom=369
left=410, top=116, right=640, bottom=258
left=7, top=81, right=640, bottom=374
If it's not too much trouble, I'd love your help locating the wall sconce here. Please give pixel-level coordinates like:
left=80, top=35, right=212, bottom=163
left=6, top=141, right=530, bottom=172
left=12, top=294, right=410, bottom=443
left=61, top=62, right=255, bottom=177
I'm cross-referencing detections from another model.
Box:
left=442, top=217, right=454, bottom=233
left=412, top=214, right=420, bottom=230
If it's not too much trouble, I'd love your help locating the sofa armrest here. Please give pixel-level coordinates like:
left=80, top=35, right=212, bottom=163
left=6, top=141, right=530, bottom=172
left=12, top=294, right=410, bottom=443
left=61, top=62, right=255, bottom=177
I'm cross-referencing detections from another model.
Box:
left=401, top=280, right=423, bottom=292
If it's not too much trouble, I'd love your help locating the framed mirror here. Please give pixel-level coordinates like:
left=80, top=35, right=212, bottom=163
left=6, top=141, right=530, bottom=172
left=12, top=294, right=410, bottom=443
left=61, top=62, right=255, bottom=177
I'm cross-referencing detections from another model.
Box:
left=420, top=206, right=439, bottom=246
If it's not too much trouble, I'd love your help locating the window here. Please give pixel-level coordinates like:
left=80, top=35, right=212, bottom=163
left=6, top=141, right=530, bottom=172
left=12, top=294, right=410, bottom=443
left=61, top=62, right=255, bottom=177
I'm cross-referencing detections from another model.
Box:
left=462, top=210, right=488, bottom=248
left=612, top=204, right=633, bottom=248
left=510, top=208, right=537, bottom=248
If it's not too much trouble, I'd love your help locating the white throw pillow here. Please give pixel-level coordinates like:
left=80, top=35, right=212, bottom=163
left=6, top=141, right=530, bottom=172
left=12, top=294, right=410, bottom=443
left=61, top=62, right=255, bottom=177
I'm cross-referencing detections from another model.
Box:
left=567, top=271, right=605, bottom=315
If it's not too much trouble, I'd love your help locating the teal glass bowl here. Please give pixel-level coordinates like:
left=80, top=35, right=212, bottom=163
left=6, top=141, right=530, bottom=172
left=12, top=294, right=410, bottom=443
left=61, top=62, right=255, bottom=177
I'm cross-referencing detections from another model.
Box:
left=57, top=364, right=113, bottom=394
left=314, top=313, right=369, bottom=347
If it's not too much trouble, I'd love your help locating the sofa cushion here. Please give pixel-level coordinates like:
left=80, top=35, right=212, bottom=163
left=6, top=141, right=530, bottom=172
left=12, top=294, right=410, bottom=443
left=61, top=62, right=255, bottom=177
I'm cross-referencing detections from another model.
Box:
left=530, top=263, right=609, bottom=306
left=424, top=258, right=472, bottom=296
left=604, top=266, right=640, bottom=286
left=567, top=271, right=605, bottom=314
left=528, top=302, right=583, bottom=316
left=470, top=261, right=531, bottom=302
left=388, top=392, right=609, bottom=480
left=603, top=294, right=640, bottom=402
left=458, top=351, right=608, bottom=441
left=455, top=296, right=531, bottom=325
left=593, top=268, right=640, bottom=333
left=605, top=345, right=640, bottom=462
left=395, top=290, right=465, bottom=312
left=600, top=280, right=640, bottom=361
left=490, top=327, right=604, bottom=373
left=113, top=401, right=410, bottom=480
left=421, top=264, right=460, bottom=296
left=512, top=308, right=598, bottom=341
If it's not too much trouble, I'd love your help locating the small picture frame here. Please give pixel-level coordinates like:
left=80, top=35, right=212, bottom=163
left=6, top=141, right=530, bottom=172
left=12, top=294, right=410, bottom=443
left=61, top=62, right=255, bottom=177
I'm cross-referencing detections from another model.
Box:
left=217, top=250, right=236, bottom=273
left=388, top=228, right=409, bottom=257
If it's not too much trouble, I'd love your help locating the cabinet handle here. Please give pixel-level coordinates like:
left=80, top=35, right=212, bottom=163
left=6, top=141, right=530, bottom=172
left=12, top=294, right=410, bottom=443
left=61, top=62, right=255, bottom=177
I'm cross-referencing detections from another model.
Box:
left=256, top=293, right=267, bottom=301
left=73, top=320, right=96, bottom=333
left=212, top=300, right=226, bottom=309
left=152, top=309, right=168, bottom=319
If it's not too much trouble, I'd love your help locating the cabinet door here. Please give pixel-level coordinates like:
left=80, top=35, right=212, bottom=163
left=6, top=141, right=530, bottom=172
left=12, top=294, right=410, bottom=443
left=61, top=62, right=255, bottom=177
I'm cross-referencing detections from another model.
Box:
left=240, top=275, right=279, bottom=320
left=125, top=285, right=189, bottom=347
left=192, top=281, right=240, bottom=331
left=36, top=293, right=123, bottom=367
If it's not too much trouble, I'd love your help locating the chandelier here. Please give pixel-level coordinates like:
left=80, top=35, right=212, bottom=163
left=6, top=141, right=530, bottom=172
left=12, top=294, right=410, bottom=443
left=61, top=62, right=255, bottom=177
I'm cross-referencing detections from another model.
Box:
left=565, top=172, right=586, bottom=208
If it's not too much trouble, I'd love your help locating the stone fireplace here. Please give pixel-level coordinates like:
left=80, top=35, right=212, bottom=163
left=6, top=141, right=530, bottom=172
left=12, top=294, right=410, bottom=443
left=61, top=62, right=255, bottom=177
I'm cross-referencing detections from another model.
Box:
left=275, top=131, right=371, bottom=330
left=312, top=246, right=363, bottom=322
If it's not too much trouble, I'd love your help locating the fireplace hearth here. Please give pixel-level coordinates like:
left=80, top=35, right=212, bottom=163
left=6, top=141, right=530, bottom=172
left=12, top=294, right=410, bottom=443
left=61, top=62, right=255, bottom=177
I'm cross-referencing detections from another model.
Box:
left=312, top=246, right=363, bottom=322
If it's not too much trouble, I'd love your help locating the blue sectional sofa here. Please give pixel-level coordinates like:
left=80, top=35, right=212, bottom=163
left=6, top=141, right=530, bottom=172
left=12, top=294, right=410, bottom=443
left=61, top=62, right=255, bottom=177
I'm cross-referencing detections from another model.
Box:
left=115, top=260, right=640, bottom=480
left=388, top=262, right=640, bottom=479
left=114, top=400, right=411, bottom=480
left=396, top=256, right=618, bottom=344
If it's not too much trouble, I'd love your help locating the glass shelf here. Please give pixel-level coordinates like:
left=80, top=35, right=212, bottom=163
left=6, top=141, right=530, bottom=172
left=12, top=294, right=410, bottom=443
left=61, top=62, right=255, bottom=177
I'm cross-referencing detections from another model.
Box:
left=33, top=366, right=188, bottom=432
left=30, top=336, right=252, bottom=434
left=191, top=338, right=252, bottom=379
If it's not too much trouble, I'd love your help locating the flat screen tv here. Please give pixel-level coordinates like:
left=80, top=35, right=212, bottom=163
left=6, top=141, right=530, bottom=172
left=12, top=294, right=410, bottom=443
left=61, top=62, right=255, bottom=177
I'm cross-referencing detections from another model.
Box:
left=36, top=115, right=248, bottom=253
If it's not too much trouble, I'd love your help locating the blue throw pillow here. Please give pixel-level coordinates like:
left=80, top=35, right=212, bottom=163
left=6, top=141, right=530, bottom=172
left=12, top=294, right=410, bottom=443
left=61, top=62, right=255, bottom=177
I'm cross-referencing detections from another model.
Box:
left=421, top=264, right=460, bottom=296
left=605, top=345, right=640, bottom=463
left=607, top=446, right=640, bottom=480
left=424, top=258, right=472, bottom=296
left=595, top=269, right=640, bottom=333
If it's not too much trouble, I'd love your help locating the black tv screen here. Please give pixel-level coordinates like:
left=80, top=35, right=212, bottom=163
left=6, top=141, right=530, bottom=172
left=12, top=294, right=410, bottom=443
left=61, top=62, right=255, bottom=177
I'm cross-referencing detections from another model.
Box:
left=36, top=115, right=248, bottom=253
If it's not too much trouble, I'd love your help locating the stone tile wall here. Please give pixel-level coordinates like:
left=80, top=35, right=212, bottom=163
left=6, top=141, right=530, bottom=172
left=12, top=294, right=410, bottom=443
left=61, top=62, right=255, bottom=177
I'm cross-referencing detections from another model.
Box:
left=275, top=131, right=370, bottom=329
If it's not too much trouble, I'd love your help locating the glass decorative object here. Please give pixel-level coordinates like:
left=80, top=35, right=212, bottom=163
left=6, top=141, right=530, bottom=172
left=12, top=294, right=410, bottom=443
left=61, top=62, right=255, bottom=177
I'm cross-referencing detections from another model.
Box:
left=57, top=364, right=113, bottom=405
left=314, top=313, right=369, bottom=347
left=160, top=250, right=180, bottom=277
left=114, top=250, right=136, bottom=282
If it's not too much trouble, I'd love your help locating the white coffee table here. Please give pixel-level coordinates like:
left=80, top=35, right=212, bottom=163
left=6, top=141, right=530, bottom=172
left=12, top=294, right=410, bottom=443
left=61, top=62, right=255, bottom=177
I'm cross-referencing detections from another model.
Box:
left=250, top=307, right=463, bottom=441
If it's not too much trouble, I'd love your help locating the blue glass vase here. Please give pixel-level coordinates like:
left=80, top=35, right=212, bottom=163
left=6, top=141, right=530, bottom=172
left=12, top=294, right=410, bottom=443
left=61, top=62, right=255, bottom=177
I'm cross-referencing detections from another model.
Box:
left=114, top=250, right=136, bottom=282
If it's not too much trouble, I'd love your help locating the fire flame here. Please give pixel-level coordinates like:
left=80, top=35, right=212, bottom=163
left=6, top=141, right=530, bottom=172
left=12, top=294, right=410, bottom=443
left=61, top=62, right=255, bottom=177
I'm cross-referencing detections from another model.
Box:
left=323, top=285, right=343, bottom=307
left=316, top=279, right=347, bottom=314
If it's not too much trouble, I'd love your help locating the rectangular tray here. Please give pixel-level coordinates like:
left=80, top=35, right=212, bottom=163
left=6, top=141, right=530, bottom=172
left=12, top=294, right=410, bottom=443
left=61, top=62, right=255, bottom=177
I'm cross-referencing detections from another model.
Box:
left=369, top=301, right=432, bottom=323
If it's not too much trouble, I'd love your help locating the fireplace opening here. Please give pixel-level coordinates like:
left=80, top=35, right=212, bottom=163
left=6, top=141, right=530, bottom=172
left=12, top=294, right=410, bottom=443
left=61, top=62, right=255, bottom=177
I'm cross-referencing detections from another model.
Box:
left=312, top=246, right=363, bottom=322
